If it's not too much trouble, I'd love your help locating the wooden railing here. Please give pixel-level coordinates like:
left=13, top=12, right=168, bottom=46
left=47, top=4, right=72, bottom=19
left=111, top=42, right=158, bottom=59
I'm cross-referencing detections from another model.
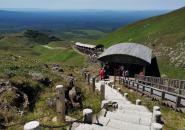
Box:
left=122, top=75, right=185, bottom=110
left=135, top=75, right=185, bottom=95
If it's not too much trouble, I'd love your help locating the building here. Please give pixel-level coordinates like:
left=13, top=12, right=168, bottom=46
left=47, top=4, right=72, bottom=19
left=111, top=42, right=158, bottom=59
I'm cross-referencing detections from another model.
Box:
left=98, top=43, right=160, bottom=77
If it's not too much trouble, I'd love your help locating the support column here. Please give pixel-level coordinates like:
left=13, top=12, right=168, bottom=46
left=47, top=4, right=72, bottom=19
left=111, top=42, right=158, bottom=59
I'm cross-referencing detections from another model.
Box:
left=56, top=85, right=65, bottom=122
left=143, top=65, right=146, bottom=76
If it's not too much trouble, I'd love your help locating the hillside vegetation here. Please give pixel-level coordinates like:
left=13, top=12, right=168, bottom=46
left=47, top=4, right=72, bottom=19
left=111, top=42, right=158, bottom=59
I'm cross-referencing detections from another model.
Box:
left=0, top=31, right=91, bottom=130
left=97, top=7, right=185, bottom=79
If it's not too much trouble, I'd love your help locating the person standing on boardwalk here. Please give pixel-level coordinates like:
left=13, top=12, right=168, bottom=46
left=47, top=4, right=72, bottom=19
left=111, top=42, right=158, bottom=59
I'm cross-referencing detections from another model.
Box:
left=99, top=68, right=105, bottom=80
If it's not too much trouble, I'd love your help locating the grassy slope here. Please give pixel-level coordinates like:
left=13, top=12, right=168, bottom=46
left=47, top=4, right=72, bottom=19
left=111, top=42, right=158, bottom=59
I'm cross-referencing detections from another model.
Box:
left=0, top=33, right=91, bottom=130
left=97, top=7, right=185, bottom=47
left=97, top=7, right=185, bottom=79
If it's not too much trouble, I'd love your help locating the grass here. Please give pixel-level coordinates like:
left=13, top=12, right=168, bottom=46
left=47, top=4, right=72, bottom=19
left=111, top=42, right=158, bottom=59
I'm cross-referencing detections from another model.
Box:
left=32, top=45, right=86, bottom=66
left=157, top=56, right=185, bottom=79
left=0, top=32, right=102, bottom=130
left=115, top=82, right=185, bottom=130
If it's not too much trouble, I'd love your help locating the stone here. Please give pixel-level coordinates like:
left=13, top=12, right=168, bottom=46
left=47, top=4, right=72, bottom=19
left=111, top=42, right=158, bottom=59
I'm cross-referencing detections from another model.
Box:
left=24, top=121, right=40, bottom=130
left=151, top=123, right=163, bottom=130
left=136, top=99, right=142, bottom=105
left=83, top=109, right=93, bottom=124
left=152, top=111, right=162, bottom=123
left=124, top=93, right=128, bottom=98
left=153, top=106, right=160, bottom=112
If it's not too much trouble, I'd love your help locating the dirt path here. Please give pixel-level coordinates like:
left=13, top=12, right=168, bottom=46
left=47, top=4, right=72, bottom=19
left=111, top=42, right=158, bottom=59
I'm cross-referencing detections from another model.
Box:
left=42, top=45, right=64, bottom=50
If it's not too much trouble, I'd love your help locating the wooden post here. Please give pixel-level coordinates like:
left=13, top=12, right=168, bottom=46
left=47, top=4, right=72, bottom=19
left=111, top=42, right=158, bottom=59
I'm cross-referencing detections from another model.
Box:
left=150, top=88, right=153, bottom=95
left=83, top=109, right=93, bottom=124
left=152, top=111, right=161, bottom=123
left=136, top=84, right=139, bottom=92
left=87, top=73, right=90, bottom=85
left=161, top=91, right=165, bottom=100
left=100, top=82, right=105, bottom=100
left=92, top=76, right=96, bottom=92
left=84, top=72, right=87, bottom=80
left=56, top=85, right=65, bottom=122
left=114, top=75, right=116, bottom=85
left=119, top=76, right=121, bottom=84
left=178, top=81, right=182, bottom=94
left=176, top=96, right=181, bottom=108
left=142, top=85, right=145, bottom=93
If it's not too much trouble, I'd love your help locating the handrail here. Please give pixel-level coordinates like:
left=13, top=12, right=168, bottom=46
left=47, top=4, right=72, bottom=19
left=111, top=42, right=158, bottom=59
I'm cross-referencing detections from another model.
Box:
left=135, top=75, right=185, bottom=95
left=124, top=78, right=185, bottom=108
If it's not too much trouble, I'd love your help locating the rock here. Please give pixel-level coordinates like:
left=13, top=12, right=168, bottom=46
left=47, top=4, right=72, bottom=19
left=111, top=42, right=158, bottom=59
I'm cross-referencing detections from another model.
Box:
left=29, top=72, right=44, bottom=81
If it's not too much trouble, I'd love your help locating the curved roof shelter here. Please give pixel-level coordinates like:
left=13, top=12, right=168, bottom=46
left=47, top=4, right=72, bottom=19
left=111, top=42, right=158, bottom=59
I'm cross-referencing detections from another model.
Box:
left=98, top=43, right=152, bottom=65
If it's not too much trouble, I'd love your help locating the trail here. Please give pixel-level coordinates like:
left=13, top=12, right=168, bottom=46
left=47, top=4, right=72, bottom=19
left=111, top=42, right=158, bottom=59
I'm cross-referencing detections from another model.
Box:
left=72, top=80, right=162, bottom=130
left=42, top=45, right=64, bottom=50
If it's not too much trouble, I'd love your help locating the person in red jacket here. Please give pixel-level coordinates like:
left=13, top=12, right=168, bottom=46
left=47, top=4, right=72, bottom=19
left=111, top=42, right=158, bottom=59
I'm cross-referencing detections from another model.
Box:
left=99, top=68, right=105, bottom=80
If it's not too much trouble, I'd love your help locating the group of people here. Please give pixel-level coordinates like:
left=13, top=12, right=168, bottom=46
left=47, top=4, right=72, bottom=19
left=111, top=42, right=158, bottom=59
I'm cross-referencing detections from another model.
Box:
left=89, top=53, right=98, bottom=63
left=99, top=65, right=145, bottom=80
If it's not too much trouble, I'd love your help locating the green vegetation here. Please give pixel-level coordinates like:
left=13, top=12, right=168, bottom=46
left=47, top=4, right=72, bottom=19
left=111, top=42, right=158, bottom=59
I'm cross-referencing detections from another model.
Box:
left=0, top=30, right=100, bottom=130
left=97, top=7, right=185, bottom=79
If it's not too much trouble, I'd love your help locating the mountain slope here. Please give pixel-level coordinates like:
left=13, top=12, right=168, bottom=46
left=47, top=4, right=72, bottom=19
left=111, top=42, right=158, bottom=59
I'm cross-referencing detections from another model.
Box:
left=97, top=7, right=185, bottom=79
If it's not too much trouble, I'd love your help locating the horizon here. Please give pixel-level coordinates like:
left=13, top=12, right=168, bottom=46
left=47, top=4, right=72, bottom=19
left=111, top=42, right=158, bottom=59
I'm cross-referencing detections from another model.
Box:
left=0, top=0, right=185, bottom=11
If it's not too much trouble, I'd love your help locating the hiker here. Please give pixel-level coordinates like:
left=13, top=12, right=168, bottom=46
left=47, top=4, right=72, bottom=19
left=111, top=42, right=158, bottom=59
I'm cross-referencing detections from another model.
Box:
left=139, top=71, right=144, bottom=76
left=99, top=68, right=105, bottom=80
left=125, top=69, right=129, bottom=80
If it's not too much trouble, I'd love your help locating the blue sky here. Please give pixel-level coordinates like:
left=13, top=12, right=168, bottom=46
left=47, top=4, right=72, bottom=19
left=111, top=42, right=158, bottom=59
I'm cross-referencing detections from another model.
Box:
left=0, top=0, right=185, bottom=11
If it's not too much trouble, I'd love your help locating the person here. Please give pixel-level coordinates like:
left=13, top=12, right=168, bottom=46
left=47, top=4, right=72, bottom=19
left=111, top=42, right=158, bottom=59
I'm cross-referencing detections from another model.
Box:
left=139, top=71, right=144, bottom=76
left=99, top=68, right=105, bottom=80
left=125, top=69, right=129, bottom=79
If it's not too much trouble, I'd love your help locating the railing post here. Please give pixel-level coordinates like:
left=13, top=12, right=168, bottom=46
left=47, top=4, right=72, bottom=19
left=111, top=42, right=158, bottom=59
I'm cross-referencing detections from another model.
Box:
left=92, top=76, right=96, bottom=92
left=142, top=85, right=145, bottom=93
left=178, top=81, right=182, bottom=94
left=84, top=72, right=87, bottom=80
left=161, top=91, right=165, bottom=100
left=83, top=109, right=93, bottom=124
left=87, top=73, right=90, bottom=85
left=152, top=111, right=162, bottom=123
left=100, top=82, right=105, bottom=100
left=176, top=96, right=181, bottom=108
left=150, top=88, right=153, bottom=95
left=56, top=85, right=65, bottom=122
left=136, top=83, right=139, bottom=92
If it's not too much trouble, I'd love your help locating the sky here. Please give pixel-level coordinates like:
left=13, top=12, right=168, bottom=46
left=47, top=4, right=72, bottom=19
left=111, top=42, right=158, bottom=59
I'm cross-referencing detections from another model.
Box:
left=0, top=0, right=185, bottom=11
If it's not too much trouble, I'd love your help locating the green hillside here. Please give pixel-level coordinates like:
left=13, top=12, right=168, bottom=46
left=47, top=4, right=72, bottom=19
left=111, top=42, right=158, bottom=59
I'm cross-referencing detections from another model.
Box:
left=97, top=7, right=185, bottom=79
